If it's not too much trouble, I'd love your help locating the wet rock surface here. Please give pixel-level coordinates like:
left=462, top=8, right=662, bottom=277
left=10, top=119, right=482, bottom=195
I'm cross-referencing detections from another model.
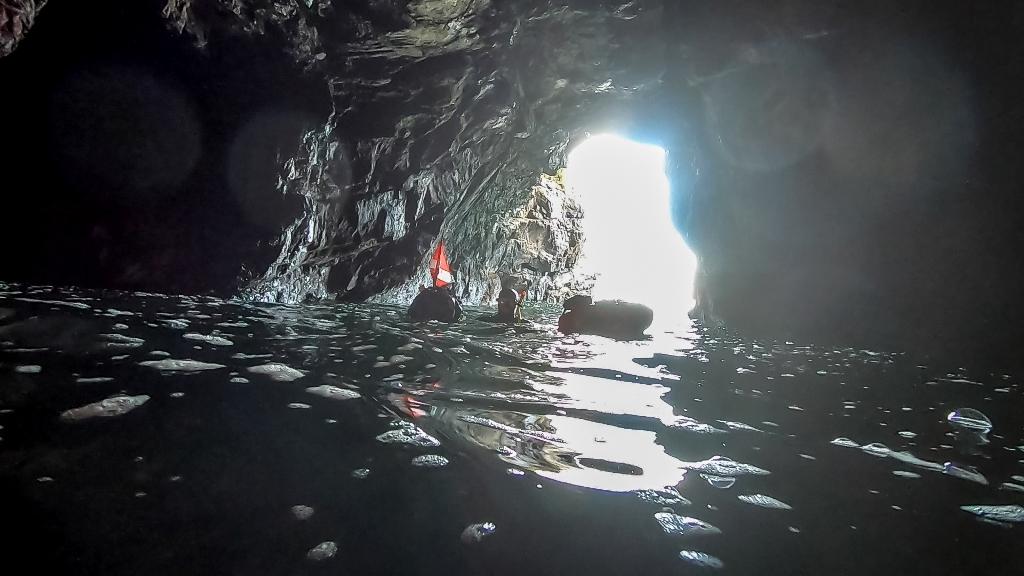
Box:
left=1, top=1, right=1022, bottom=367
left=0, top=0, right=46, bottom=58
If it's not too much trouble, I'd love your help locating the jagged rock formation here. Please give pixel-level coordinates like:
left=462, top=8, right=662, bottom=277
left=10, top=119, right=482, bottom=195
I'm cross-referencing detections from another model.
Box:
left=0, top=0, right=46, bottom=57
left=159, top=0, right=1024, bottom=358
left=165, top=0, right=666, bottom=305
left=374, top=171, right=591, bottom=305
left=3, top=0, right=1023, bottom=361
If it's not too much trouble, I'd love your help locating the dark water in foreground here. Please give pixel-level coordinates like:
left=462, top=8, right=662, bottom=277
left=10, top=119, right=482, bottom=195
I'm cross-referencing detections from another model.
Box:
left=0, top=283, right=1021, bottom=575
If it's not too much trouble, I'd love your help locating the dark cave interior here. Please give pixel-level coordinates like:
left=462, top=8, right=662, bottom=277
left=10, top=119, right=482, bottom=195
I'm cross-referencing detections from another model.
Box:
left=2, top=0, right=1024, bottom=365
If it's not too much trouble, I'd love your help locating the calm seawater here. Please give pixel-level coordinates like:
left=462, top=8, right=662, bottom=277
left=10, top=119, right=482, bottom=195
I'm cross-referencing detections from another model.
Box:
left=0, top=282, right=1021, bottom=575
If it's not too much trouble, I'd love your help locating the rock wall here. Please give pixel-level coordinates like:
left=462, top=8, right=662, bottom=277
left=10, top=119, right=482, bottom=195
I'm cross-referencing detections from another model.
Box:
left=374, top=171, right=590, bottom=306
left=168, top=0, right=666, bottom=306
left=4, top=0, right=1023, bottom=364
left=0, top=0, right=46, bottom=58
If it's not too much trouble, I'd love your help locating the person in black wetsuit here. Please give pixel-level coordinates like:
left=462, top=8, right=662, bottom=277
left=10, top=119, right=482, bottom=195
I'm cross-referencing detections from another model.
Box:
left=557, top=294, right=653, bottom=339
left=408, top=284, right=463, bottom=323
left=478, top=287, right=524, bottom=324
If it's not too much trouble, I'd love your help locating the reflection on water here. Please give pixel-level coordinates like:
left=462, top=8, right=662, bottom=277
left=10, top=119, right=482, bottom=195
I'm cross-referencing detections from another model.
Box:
left=0, top=282, right=1022, bottom=575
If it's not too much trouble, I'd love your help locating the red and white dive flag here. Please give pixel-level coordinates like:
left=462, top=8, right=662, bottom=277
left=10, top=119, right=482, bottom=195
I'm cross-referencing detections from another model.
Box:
left=429, top=241, right=453, bottom=288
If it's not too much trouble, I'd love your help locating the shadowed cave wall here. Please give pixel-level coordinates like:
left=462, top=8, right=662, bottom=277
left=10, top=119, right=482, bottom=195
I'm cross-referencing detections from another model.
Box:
left=2, top=0, right=1024, bottom=366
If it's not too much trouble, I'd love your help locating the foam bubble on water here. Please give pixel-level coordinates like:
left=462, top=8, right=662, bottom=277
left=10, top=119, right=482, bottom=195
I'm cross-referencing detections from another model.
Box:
left=148, top=350, right=171, bottom=358
left=397, top=342, right=422, bottom=351
left=680, top=456, right=769, bottom=477
left=351, top=345, right=376, bottom=351
left=216, top=321, right=249, bottom=328
left=1012, top=475, right=1024, bottom=483
left=738, top=494, right=792, bottom=510
left=305, top=385, right=360, bottom=400
left=112, top=323, right=129, bottom=330
left=247, top=363, right=305, bottom=381
left=700, top=474, right=736, bottom=489
left=287, top=403, right=312, bottom=409
left=291, top=505, right=314, bottom=520
left=889, top=450, right=944, bottom=472
left=461, top=522, right=496, bottom=544
left=231, top=353, right=272, bottom=359
left=943, top=462, right=988, bottom=485
left=635, top=487, right=692, bottom=506
left=655, top=513, right=721, bottom=537
left=411, top=454, right=449, bottom=468
left=831, top=437, right=859, bottom=448
left=508, top=468, right=525, bottom=476
left=376, top=424, right=440, bottom=447
left=351, top=468, right=370, bottom=479
left=74, top=376, right=114, bottom=384
left=230, top=377, right=249, bottom=384
left=946, top=408, right=992, bottom=432
left=960, top=504, right=1024, bottom=523
left=60, top=395, right=150, bottom=421
left=672, top=417, right=727, bottom=434
left=169, top=392, right=185, bottom=398
left=14, top=297, right=90, bottom=309
left=373, top=362, right=393, bottom=368
left=944, top=378, right=981, bottom=386
left=717, top=421, right=762, bottom=433
left=183, top=333, right=233, bottom=346
left=678, top=550, right=724, bottom=569
left=389, top=355, right=414, bottom=364
left=860, top=443, right=891, bottom=457
left=110, top=355, right=130, bottom=361
left=160, top=319, right=190, bottom=329
left=999, top=482, right=1024, bottom=493
left=37, top=476, right=54, bottom=483
left=140, top=359, right=226, bottom=372
left=14, top=365, right=42, bottom=374
left=306, top=541, right=337, bottom=561
left=893, top=470, right=921, bottom=479
left=898, top=431, right=917, bottom=439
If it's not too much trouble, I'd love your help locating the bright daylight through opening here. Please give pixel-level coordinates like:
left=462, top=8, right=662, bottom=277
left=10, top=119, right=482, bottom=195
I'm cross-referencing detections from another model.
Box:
left=565, top=134, right=697, bottom=326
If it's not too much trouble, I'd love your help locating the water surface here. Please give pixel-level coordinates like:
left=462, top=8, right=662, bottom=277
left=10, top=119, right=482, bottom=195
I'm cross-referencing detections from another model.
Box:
left=1, top=282, right=1021, bottom=574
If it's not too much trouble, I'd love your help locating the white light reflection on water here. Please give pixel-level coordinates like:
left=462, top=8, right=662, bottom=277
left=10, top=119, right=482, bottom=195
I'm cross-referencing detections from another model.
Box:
left=529, top=415, right=686, bottom=492
left=534, top=371, right=678, bottom=425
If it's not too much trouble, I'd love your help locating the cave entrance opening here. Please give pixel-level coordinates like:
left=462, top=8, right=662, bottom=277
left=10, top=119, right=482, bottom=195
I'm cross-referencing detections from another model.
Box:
left=565, top=134, right=697, bottom=326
